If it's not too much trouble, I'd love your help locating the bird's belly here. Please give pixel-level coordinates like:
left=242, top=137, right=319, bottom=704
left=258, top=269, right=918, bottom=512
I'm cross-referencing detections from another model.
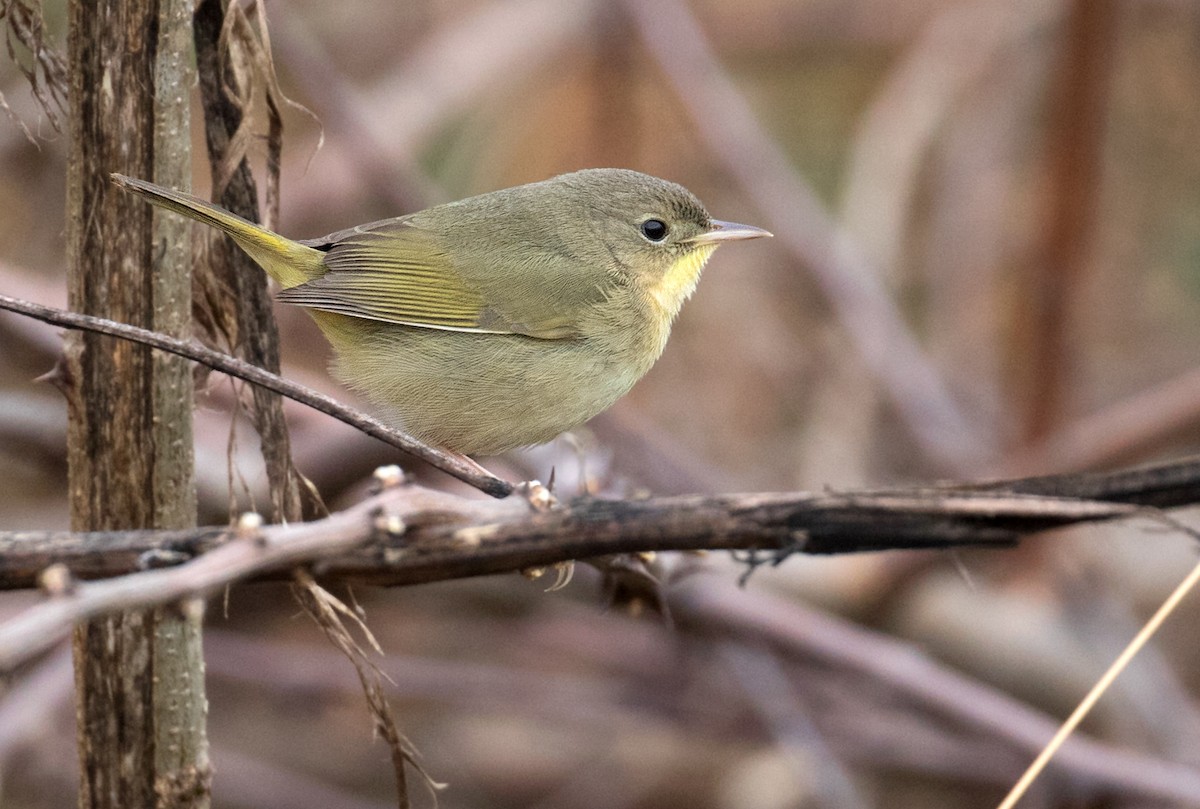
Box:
left=317, top=316, right=649, bottom=456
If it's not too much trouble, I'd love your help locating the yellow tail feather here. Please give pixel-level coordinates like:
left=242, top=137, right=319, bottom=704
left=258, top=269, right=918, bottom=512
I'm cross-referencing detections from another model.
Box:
left=110, top=173, right=325, bottom=289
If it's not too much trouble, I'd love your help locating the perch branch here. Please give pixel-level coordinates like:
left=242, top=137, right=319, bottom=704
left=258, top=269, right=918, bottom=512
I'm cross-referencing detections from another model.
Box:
left=7, top=449, right=1200, bottom=671
left=0, top=483, right=1155, bottom=592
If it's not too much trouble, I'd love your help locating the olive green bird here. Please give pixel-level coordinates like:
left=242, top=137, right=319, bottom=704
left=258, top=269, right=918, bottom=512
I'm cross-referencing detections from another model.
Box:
left=112, top=169, right=770, bottom=456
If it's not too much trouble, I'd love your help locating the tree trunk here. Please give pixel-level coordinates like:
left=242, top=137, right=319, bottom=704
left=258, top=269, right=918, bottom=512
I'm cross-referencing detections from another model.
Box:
left=64, top=0, right=208, bottom=806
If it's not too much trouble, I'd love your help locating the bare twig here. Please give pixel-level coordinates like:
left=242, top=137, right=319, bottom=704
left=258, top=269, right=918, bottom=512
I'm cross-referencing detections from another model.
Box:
left=998, top=553, right=1200, bottom=807
left=0, top=292, right=514, bottom=498
left=0, top=493, right=383, bottom=670
left=293, top=571, right=442, bottom=808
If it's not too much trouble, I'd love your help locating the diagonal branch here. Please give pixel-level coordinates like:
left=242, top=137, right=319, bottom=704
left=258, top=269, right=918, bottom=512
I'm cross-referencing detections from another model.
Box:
left=0, top=292, right=514, bottom=498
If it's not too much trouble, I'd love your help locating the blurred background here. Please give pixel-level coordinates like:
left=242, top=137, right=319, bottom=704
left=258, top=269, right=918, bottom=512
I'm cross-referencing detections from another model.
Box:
left=4, top=0, right=1200, bottom=806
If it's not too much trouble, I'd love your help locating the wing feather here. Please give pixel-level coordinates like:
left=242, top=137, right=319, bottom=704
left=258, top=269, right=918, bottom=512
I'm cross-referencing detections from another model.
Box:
left=278, top=226, right=502, bottom=333
left=282, top=210, right=607, bottom=340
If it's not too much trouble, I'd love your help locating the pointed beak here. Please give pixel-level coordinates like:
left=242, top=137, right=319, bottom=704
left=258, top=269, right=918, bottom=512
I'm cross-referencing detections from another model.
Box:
left=688, top=219, right=773, bottom=245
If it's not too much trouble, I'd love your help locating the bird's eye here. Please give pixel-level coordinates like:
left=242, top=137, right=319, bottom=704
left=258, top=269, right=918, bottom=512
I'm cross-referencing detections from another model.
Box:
left=640, top=218, right=669, bottom=242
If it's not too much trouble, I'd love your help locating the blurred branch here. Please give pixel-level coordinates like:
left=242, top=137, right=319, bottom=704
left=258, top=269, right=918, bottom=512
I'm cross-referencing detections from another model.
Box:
left=270, top=13, right=440, bottom=212
left=995, top=364, right=1200, bottom=477
left=0, top=645, right=72, bottom=762
left=621, top=0, right=990, bottom=473
left=1018, top=0, right=1117, bottom=442
left=672, top=574, right=1200, bottom=805
left=0, top=393, right=65, bottom=470
left=718, top=642, right=868, bottom=809
left=204, top=629, right=627, bottom=718
left=0, top=292, right=515, bottom=498
left=839, top=0, right=1056, bottom=285
left=273, top=0, right=599, bottom=212
left=587, top=407, right=734, bottom=494
left=839, top=0, right=1060, bottom=452
left=0, top=260, right=68, bottom=361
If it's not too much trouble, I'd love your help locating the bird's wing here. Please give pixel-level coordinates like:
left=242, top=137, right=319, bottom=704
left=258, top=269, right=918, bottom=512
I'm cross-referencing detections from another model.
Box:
left=280, top=221, right=586, bottom=339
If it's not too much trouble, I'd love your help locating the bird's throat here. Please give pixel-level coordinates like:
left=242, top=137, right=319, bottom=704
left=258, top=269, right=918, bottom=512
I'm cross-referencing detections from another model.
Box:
left=646, top=245, right=718, bottom=319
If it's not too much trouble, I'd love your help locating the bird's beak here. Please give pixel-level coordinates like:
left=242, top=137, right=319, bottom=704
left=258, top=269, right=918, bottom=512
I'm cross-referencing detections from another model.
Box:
left=687, top=219, right=773, bottom=245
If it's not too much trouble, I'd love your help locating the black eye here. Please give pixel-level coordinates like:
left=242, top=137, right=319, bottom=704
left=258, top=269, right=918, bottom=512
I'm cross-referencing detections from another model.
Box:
left=640, top=218, right=668, bottom=242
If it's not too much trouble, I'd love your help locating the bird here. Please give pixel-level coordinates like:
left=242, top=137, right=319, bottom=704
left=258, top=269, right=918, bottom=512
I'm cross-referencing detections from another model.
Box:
left=113, top=168, right=770, bottom=456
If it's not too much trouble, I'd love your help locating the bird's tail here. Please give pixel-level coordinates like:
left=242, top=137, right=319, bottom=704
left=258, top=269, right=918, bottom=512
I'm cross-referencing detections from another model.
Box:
left=110, top=173, right=324, bottom=288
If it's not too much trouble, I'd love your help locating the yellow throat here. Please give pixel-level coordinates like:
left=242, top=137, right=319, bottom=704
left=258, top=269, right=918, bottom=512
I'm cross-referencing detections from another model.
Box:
left=646, top=244, right=718, bottom=317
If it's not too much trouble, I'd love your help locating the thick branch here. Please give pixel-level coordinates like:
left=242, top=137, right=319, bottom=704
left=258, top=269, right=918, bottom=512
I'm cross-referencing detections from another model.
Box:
left=0, top=292, right=513, bottom=498
left=7, top=453, right=1200, bottom=596
left=4, top=455, right=1192, bottom=672
left=64, top=0, right=208, bottom=803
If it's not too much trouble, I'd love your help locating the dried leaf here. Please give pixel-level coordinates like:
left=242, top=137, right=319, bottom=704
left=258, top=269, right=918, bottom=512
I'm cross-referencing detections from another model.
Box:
left=293, top=572, right=445, bottom=809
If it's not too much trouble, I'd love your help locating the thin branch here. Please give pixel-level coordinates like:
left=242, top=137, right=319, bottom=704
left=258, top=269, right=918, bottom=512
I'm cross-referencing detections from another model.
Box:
left=999, top=555, right=1200, bottom=808
left=0, top=490, right=382, bottom=670
left=0, top=292, right=514, bottom=498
